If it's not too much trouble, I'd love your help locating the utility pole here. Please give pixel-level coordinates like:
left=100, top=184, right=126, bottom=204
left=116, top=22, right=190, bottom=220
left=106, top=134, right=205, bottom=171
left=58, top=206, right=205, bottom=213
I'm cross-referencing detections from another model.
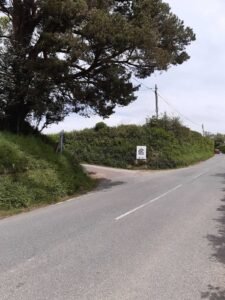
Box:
left=155, top=84, right=159, bottom=118
left=202, top=124, right=205, bottom=136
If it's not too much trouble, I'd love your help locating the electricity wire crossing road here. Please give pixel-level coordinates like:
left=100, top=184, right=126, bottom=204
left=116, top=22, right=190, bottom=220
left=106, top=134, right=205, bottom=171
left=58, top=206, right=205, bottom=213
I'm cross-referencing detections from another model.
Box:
left=134, top=78, right=204, bottom=133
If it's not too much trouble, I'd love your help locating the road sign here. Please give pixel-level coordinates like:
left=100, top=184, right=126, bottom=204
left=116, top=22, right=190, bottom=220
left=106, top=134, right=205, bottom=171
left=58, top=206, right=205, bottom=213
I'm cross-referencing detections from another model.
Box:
left=56, top=130, right=64, bottom=153
left=136, top=146, right=147, bottom=160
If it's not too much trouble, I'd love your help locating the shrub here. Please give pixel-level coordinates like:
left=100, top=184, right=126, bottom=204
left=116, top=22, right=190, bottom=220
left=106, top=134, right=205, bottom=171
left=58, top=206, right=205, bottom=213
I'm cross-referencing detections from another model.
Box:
left=219, top=145, right=225, bottom=154
left=94, top=122, right=108, bottom=131
left=62, top=117, right=214, bottom=170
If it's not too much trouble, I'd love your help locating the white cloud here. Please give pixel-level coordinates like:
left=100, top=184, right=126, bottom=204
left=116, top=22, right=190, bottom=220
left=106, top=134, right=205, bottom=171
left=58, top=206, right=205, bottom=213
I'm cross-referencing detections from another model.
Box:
left=44, top=0, right=225, bottom=134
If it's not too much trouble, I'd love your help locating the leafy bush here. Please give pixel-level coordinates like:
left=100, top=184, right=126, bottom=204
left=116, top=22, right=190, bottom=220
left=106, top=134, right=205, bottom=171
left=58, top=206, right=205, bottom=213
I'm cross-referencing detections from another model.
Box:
left=0, top=132, right=94, bottom=211
left=61, top=117, right=214, bottom=170
left=94, top=122, right=108, bottom=131
left=213, top=133, right=225, bottom=148
left=219, top=145, right=225, bottom=154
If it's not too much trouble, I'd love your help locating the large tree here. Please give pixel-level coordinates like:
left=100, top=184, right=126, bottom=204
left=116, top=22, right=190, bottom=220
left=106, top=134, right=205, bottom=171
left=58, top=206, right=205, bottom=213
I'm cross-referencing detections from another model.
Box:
left=0, top=0, right=195, bottom=133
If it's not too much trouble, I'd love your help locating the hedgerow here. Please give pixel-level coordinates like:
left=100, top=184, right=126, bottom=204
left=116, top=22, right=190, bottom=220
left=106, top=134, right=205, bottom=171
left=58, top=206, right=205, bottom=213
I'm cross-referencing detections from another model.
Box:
left=60, top=116, right=214, bottom=169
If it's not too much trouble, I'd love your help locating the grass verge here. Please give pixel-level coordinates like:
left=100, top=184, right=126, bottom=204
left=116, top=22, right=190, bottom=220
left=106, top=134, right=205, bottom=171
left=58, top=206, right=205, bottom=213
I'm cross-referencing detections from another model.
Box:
left=0, top=132, right=96, bottom=217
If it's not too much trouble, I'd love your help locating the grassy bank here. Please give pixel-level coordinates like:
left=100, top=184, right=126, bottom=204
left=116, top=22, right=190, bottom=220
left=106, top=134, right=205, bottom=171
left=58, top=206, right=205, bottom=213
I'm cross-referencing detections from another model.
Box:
left=0, top=132, right=95, bottom=216
left=60, top=116, right=214, bottom=169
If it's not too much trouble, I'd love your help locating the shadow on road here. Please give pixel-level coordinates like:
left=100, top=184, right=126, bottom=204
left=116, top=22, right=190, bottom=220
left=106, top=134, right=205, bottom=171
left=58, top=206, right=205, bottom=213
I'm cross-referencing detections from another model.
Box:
left=86, top=171, right=126, bottom=191
left=201, top=285, right=225, bottom=300
left=201, top=173, right=225, bottom=299
left=95, top=178, right=125, bottom=191
left=207, top=201, right=225, bottom=266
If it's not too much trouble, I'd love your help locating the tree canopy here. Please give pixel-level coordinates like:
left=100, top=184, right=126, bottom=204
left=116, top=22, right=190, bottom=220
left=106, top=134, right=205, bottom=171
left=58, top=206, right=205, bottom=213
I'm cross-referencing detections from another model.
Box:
left=0, top=0, right=195, bottom=133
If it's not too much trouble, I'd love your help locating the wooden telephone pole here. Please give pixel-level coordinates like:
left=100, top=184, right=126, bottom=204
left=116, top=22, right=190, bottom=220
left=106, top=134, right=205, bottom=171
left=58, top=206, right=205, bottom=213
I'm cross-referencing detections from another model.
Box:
left=155, top=84, right=159, bottom=118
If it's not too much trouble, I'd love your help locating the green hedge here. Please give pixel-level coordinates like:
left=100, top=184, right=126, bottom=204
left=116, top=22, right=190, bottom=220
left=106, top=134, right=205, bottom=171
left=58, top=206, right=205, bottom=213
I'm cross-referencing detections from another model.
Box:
left=0, top=132, right=94, bottom=211
left=58, top=117, right=214, bottom=169
left=219, top=145, right=225, bottom=154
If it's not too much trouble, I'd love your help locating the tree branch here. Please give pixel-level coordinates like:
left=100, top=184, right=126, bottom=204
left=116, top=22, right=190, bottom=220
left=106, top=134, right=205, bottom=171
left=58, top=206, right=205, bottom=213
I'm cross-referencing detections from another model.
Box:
left=0, top=2, right=12, bottom=20
left=0, top=34, right=10, bottom=39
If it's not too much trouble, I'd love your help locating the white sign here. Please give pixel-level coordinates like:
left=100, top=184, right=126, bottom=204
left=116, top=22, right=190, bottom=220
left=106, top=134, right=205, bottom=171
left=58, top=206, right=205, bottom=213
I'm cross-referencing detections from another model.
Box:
left=136, top=146, right=147, bottom=160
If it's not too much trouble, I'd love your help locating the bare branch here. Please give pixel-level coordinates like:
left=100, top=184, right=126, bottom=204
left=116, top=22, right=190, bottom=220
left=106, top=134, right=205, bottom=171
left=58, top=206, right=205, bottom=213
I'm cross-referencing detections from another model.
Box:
left=0, top=34, right=10, bottom=39
left=0, top=1, right=12, bottom=20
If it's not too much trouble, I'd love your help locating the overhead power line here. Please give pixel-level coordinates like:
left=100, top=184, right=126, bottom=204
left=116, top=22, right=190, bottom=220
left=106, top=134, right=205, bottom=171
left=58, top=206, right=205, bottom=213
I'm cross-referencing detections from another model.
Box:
left=132, top=77, right=202, bottom=129
left=157, top=92, right=202, bottom=128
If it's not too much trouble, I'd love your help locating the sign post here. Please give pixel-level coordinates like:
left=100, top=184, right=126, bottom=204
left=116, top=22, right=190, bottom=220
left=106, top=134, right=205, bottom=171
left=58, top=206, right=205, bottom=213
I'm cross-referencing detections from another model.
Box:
left=136, top=146, right=147, bottom=160
left=56, top=130, right=64, bottom=153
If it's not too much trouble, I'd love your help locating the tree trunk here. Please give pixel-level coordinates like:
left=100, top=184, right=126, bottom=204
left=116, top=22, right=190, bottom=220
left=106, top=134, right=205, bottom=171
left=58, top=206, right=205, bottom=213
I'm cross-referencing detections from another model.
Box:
left=0, top=104, right=33, bottom=134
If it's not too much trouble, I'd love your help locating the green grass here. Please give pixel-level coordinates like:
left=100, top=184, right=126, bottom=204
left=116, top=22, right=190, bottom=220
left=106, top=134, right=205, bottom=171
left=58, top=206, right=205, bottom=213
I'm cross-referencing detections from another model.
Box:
left=0, top=132, right=95, bottom=215
left=58, top=118, right=214, bottom=170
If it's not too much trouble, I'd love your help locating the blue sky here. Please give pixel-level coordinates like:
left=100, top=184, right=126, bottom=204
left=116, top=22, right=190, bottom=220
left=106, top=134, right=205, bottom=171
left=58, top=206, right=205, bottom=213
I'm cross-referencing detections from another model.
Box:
left=44, top=0, right=225, bottom=134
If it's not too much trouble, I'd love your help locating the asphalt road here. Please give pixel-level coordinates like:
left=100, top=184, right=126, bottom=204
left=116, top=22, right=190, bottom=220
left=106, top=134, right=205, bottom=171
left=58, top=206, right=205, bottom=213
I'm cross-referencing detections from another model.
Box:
left=1, top=156, right=225, bottom=299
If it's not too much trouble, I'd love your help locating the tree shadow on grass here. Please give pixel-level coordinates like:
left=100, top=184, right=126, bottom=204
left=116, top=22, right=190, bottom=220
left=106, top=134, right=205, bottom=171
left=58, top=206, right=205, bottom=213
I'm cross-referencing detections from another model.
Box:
left=201, top=173, right=225, bottom=299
